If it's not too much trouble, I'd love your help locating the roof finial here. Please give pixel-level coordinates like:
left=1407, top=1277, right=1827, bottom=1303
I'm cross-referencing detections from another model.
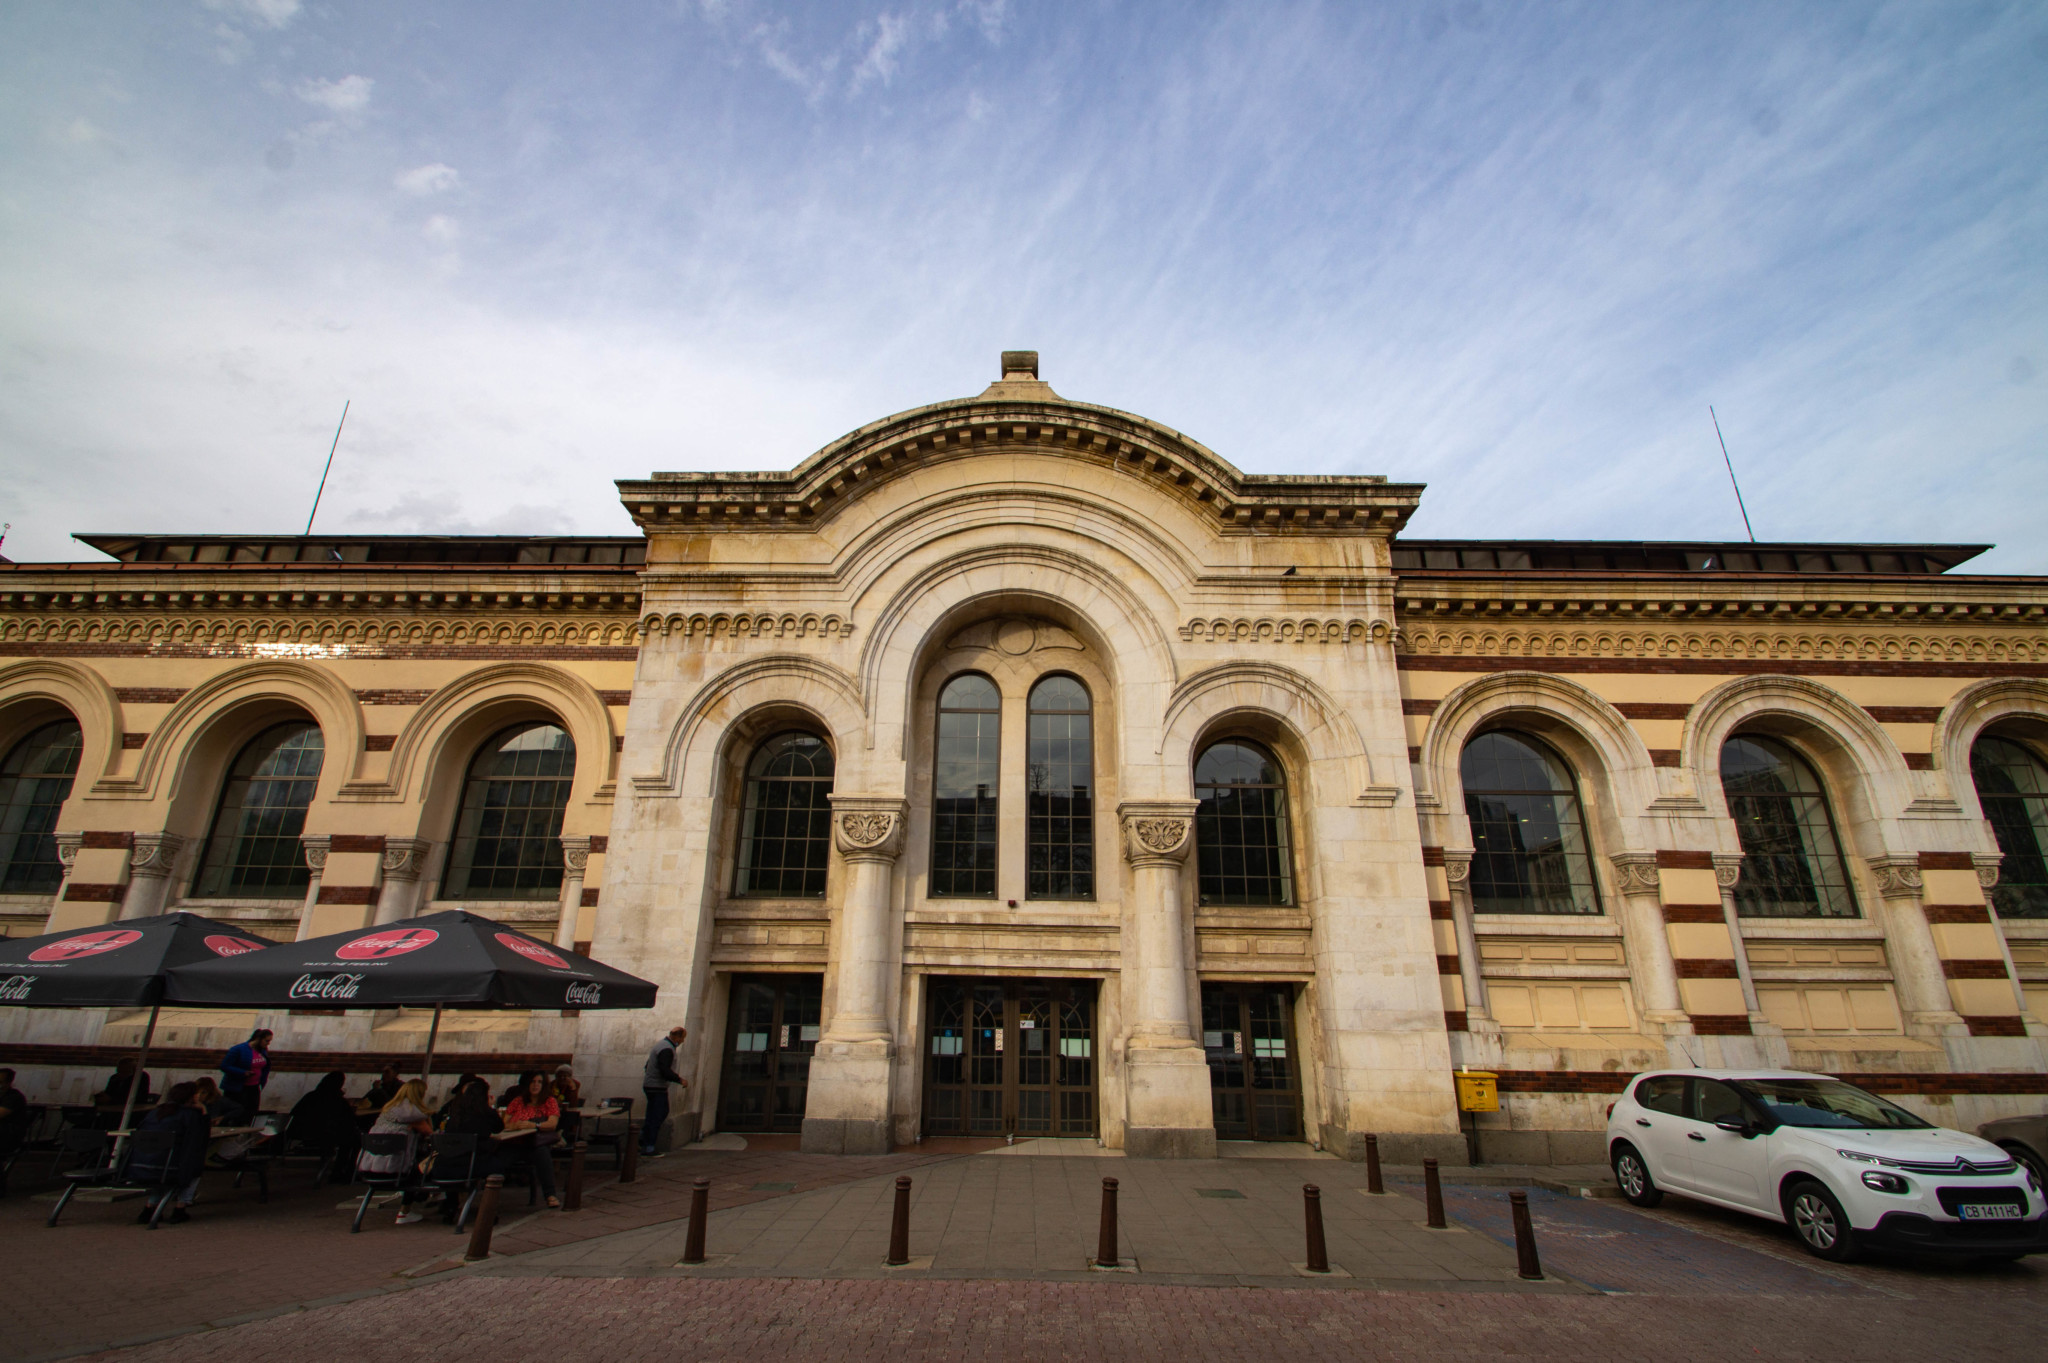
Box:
left=1001, top=350, right=1039, bottom=381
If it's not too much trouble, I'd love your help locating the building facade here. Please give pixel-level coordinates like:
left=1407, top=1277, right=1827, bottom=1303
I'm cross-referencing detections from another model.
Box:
left=3, top=352, right=2046, bottom=1161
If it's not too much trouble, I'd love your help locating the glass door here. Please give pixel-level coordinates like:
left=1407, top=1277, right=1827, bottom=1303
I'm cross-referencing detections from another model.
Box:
left=1202, top=982, right=1304, bottom=1141
left=717, top=974, right=822, bottom=1133
left=923, top=978, right=1096, bottom=1138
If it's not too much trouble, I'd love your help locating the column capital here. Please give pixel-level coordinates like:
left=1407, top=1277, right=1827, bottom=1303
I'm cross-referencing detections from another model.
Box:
left=380, top=837, right=431, bottom=882
left=558, top=835, right=594, bottom=874
left=1865, top=853, right=1924, bottom=899
left=1607, top=851, right=1660, bottom=897
left=1116, top=801, right=1201, bottom=867
left=1441, top=848, right=1473, bottom=885
left=52, top=831, right=84, bottom=869
left=1973, top=851, right=2003, bottom=889
left=1711, top=853, right=1745, bottom=890
left=829, top=795, right=908, bottom=862
left=129, top=832, right=185, bottom=880
left=298, top=834, right=332, bottom=873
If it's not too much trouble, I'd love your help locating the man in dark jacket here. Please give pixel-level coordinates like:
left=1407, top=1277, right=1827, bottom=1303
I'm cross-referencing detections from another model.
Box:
left=641, top=1026, right=687, bottom=1158
left=287, top=1071, right=359, bottom=1182
left=130, top=1082, right=211, bottom=1224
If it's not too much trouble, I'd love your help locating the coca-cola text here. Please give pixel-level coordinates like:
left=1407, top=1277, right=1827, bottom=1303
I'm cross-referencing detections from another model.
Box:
left=564, top=982, right=603, bottom=1006
left=0, top=975, right=34, bottom=1001
left=288, top=973, right=365, bottom=1001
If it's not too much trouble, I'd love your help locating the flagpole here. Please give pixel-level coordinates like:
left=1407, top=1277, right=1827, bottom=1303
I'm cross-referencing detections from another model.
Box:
left=420, top=1003, right=443, bottom=1094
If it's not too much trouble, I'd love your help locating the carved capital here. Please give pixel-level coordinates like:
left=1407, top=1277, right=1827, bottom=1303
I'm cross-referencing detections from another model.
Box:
left=299, top=834, right=332, bottom=873
left=1608, top=852, right=1661, bottom=897
left=52, top=832, right=84, bottom=870
left=129, top=832, right=185, bottom=879
left=1117, top=801, right=1200, bottom=866
left=380, top=837, right=431, bottom=882
left=1711, top=853, right=1745, bottom=890
left=1865, top=854, right=1924, bottom=899
left=828, top=795, right=908, bottom=861
left=1973, top=851, right=2003, bottom=890
left=558, top=835, right=593, bottom=874
left=1441, top=849, right=1473, bottom=886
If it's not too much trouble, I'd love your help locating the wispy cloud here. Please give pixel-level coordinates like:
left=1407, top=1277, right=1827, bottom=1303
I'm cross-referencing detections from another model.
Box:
left=296, top=73, right=372, bottom=116
left=395, top=162, right=460, bottom=195
left=203, top=0, right=301, bottom=30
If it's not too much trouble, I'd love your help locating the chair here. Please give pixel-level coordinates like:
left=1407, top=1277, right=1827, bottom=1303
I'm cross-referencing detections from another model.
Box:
left=584, top=1098, right=635, bottom=1169
left=214, top=1113, right=281, bottom=1204
left=43, top=1129, right=113, bottom=1227
left=349, top=1132, right=417, bottom=1233
left=119, top=1130, right=185, bottom=1230
left=425, top=1133, right=484, bottom=1232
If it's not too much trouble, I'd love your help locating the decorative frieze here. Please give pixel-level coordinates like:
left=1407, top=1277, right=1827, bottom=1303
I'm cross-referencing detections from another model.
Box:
left=1178, top=617, right=1391, bottom=645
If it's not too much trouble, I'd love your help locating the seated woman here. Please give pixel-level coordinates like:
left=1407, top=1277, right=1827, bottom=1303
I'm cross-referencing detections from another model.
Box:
left=357, top=1078, right=435, bottom=1226
left=553, top=1066, right=583, bottom=1142
left=288, top=1071, right=359, bottom=1182
left=502, top=1072, right=562, bottom=1210
left=435, top=1080, right=505, bottom=1223
left=191, top=1076, right=235, bottom=1121
left=130, top=1082, right=211, bottom=1224
left=436, top=1072, right=482, bottom=1121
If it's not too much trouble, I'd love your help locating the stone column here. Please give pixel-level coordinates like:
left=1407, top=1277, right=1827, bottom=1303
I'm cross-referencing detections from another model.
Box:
left=1441, top=850, right=1491, bottom=1029
left=801, top=795, right=906, bottom=1155
left=1978, top=855, right=2042, bottom=1028
left=554, top=837, right=593, bottom=948
left=1608, top=852, right=1688, bottom=1031
left=1865, top=854, right=1967, bottom=1035
left=1116, top=800, right=1215, bottom=1159
left=1711, top=852, right=1772, bottom=1022
left=118, top=833, right=184, bottom=920
left=52, top=832, right=83, bottom=902
left=294, top=835, right=331, bottom=940
left=374, top=838, right=431, bottom=925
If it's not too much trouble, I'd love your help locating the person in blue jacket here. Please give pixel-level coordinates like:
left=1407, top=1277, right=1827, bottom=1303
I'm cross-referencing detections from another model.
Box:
left=219, top=1029, right=272, bottom=1120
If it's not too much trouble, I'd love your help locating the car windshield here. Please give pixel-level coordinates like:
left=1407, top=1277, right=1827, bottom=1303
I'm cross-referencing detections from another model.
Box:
left=1731, top=1078, right=1931, bottom=1130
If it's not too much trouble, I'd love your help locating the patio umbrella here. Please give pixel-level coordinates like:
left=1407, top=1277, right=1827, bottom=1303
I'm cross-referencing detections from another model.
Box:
left=0, top=912, right=273, bottom=1136
left=165, top=909, right=659, bottom=1083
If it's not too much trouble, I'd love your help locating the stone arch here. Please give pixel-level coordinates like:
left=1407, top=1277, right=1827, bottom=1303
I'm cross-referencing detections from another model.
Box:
left=1420, top=670, right=1659, bottom=858
left=1932, top=678, right=2048, bottom=824
left=633, top=655, right=865, bottom=801
left=0, top=659, right=123, bottom=784
left=1157, top=662, right=1377, bottom=809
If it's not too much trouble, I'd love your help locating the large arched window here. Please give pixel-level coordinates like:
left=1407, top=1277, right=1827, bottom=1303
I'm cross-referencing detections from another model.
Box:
left=734, top=732, right=835, bottom=897
left=1027, top=675, right=1093, bottom=900
left=442, top=722, right=575, bottom=900
left=192, top=722, right=325, bottom=898
left=0, top=719, right=83, bottom=893
left=1460, top=730, right=1601, bottom=915
left=1194, top=740, right=1293, bottom=906
left=931, top=674, right=1000, bottom=898
left=1971, top=735, right=2048, bottom=918
left=1720, top=735, right=1857, bottom=918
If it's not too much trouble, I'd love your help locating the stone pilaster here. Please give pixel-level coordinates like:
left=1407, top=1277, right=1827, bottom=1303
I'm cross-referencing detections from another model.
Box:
left=1864, top=854, right=1968, bottom=1036
left=801, top=795, right=907, bottom=1155
left=554, top=837, right=593, bottom=949
left=118, top=832, right=184, bottom=921
left=1440, top=849, right=1490, bottom=1031
left=1116, top=800, right=1215, bottom=1159
left=374, top=838, right=431, bottom=925
left=294, top=835, right=331, bottom=940
left=1607, top=851, right=1687, bottom=1032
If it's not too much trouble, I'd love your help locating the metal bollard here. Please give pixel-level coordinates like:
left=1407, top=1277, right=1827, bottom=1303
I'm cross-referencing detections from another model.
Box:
left=1364, top=1133, right=1384, bottom=1195
left=464, top=1174, right=504, bottom=1261
left=1303, top=1183, right=1329, bottom=1273
left=1095, top=1176, right=1120, bottom=1268
left=620, top=1122, right=640, bottom=1184
left=1509, top=1190, right=1543, bottom=1280
left=681, top=1176, right=710, bottom=1264
left=886, top=1175, right=912, bottom=1265
left=564, top=1140, right=587, bottom=1211
left=1423, top=1157, right=1446, bottom=1229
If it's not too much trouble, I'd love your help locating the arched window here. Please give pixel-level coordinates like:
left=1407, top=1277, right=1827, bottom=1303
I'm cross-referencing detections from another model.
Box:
left=932, top=674, right=1001, bottom=897
left=1027, top=676, right=1093, bottom=900
left=1971, top=735, right=2048, bottom=918
left=1194, top=740, right=1293, bottom=906
left=0, top=719, right=83, bottom=893
left=1720, top=735, right=1857, bottom=918
left=1460, top=730, right=1601, bottom=915
left=442, top=723, right=575, bottom=900
left=193, top=722, right=325, bottom=898
left=734, top=732, right=835, bottom=897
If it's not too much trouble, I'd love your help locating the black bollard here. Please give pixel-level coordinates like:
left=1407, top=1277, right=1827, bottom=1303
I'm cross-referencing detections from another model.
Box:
left=564, top=1140, right=587, bottom=1211
left=1303, top=1184, right=1329, bottom=1273
left=681, top=1177, right=709, bottom=1264
left=1509, top=1190, right=1543, bottom=1280
left=1095, top=1176, right=1120, bottom=1268
left=886, top=1175, right=912, bottom=1265
left=1364, top=1133, right=1384, bottom=1195
left=464, top=1174, right=504, bottom=1262
left=1423, top=1157, right=1447, bottom=1229
left=620, top=1122, right=640, bottom=1184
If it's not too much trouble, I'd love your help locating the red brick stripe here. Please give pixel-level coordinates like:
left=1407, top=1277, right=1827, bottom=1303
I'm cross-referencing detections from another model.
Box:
left=1674, top=959, right=1740, bottom=979
left=328, top=834, right=387, bottom=854
left=316, top=886, right=377, bottom=905
left=1966, top=1017, right=2028, bottom=1038
left=1656, top=850, right=1715, bottom=869
left=1420, top=845, right=1446, bottom=866
left=1401, top=698, right=1439, bottom=715
left=580, top=887, right=600, bottom=907
left=61, top=883, right=124, bottom=902
left=1490, top=1068, right=2048, bottom=1094
left=1942, top=959, right=2010, bottom=980
left=113, top=687, right=188, bottom=704
left=1923, top=904, right=1991, bottom=924
left=1, top=644, right=641, bottom=661
left=80, top=830, right=134, bottom=850
left=1443, top=1010, right=1468, bottom=1032
left=1690, top=1015, right=1753, bottom=1036
left=1903, top=753, right=1934, bottom=771
left=1428, top=899, right=1454, bottom=920
left=1648, top=749, right=1682, bottom=767
left=1614, top=702, right=1693, bottom=720
left=1866, top=706, right=1943, bottom=723
left=587, top=836, right=608, bottom=854
left=597, top=690, right=633, bottom=706
left=1407, top=745, right=1422, bottom=763
left=1436, top=954, right=1461, bottom=975
left=1662, top=905, right=1725, bottom=923
left=1917, top=851, right=1977, bottom=871
left=0, top=1043, right=570, bottom=1076
left=1397, top=656, right=2048, bottom=679
left=120, top=732, right=148, bottom=749
left=364, top=734, right=397, bottom=751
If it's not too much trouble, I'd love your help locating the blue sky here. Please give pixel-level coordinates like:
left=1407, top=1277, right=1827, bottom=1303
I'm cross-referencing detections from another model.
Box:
left=2, top=1, right=2043, bottom=568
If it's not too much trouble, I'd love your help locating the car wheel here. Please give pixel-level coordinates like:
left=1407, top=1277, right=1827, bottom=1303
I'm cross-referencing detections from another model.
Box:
left=1611, top=1142, right=1663, bottom=1208
left=2003, top=1142, right=2048, bottom=1192
left=1785, top=1179, right=1860, bottom=1263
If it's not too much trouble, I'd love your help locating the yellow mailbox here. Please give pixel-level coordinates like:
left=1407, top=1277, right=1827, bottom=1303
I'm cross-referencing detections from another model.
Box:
left=1455, top=1070, right=1498, bottom=1113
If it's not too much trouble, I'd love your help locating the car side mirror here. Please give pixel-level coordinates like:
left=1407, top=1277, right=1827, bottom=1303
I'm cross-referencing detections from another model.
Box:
left=1715, top=1118, right=1755, bottom=1138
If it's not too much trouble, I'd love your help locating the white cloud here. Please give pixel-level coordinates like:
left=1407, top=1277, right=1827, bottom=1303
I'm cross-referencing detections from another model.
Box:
left=422, top=215, right=460, bottom=244
left=850, top=13, right=912, bottom=92
left=295, top=74, right=373, bottom=116
left=202, top=0, right=301, bottom=30
left=395, top=163, right=461, bottom=195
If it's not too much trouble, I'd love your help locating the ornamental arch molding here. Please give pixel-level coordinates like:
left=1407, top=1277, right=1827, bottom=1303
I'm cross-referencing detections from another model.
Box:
left=1933, top=678, right=2048, bottom=822
left=1157, top=661, right=1378, bottom=808
left=633, top=654, right=865, bottom=801
left=1419, top=670, right=1659, bottom=856
left=0, top=659, right=123, bottom=784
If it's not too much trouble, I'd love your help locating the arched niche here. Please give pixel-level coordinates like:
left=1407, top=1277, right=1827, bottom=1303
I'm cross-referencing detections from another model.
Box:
left=0, top=660, right=122, bottom=786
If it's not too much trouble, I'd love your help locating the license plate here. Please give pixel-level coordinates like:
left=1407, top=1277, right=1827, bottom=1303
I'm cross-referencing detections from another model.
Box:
left=1958, top=1203, right=2023, bottom=1221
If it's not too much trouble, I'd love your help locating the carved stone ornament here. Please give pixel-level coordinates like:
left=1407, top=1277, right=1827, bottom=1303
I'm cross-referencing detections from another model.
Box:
left=298, top=835, right=331, bottom=873
left=1974, top=852, right=2004, bottom=890
left=559, top=836, right=593, bottom=874
left=1134, top=818, right=1189, bottom=853
left=829, top=799, right=908, bottom=860
left=1608, top=853, right=1660, bottom=896
left=128, top=832, right=185, bottom=879
left=381, top=837, right=431, bottom=882
left=52, top=832, right=84, bottom=870
left=840, top=813, right=896, bottom=847
left=1866, top=855, right=1924, bottom=899
left=1117, top=803, right=1199, bottom=864
left=1441, top=850, right=1474, bottom=886
left=1711, top=854, right=1745, bottom=891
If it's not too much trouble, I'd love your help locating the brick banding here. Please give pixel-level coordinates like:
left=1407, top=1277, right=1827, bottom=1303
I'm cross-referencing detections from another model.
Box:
left=1965, top=1017, right=2028, bottom=1038
left=112, top=687, right=188, bottom=704
left=1661, top=905, right=1725, bottom=923
left=1613, top=702, right=1693, bottom=720
left=1401, top=698, right=1439, bottom=715
left=1941, top=959, right=2010, bottom=980
left=1655, top=850, right=1715, bottom=870
left=364, top=734, right=397, bottom=751
left=586, top=835, right=607, bottom=853
left=612, top=735, right=625, bottom=753
left=597, top=690, right=633, bottom=706
left=1865, top=706, right=1943, bottom=723
left=1917, top=851, right=1977, bottom=871
left=0, top=1043, right=571, bottom=1075
left=1436, top=954, right=1461, bottom=975
left=61, top=883, right=124, bottom=902
left=120, top=732, right=148, bottom=749
left=1443, top=1010, right=1468, bottom=1032
left=1674, top=959, right=1740, bottom=979
left=0, top=644, right=642, bottom=661
left=1902, top=752, right=1934, bottom=771
left=1648, top=749, right=1682, bottom=767
left=1397, top=656, right=2048, bottom=679
left=354, top=689, right=434, bottom=704
left=1689, top=1015, right=1753, bottom=1035
left=1428, top=899, right=1454, bottom=920
left=1490, top=1068, right=2048, bottom=1094
left=1420, top=845, right=1446, bottom=866
left=315, top=886, right=377, bottom=905
left=80, top=830, right=134, bottom=850
left=1408, top=745, right=1422, bottom=763
left=581, top=887, right=600, bottom=907
left=327, top=834, right=387, bottom=854
left=1922, top=904, right=1991, bottom=924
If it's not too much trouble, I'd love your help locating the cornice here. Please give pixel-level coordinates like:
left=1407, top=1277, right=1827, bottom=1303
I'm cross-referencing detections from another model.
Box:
left=1395, top=576, right=2048, bottom=623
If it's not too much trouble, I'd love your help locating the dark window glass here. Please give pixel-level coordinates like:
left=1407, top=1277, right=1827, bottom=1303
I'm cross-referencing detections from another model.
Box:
left=1634, top=1075, right=1687, bottom=1116
left=1721, top=735, right=1857, bottom=918
left=931, top=675, right=1000, bottom=897
left=1027, top=676, right=1093, bottom=900
left=0, top=720, right=83, bottom=894
left=442, top=723, right=575, bottom=900
left=1195, top=741, right=1293, bottom=906
left=1460, top=731, right=1601, bottom=915
left=1972, top=736, right=2048, bottom=918
left=1689, top=1079, right=1748, bottom=1125
left=734, top=732, right=835, bottom=897
left=193, top=723, right=324, bottom=897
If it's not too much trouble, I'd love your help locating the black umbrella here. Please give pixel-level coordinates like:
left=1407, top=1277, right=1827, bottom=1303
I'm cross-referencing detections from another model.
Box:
left=166, top=910, right=658, bottom=1082
left=0, top=912, right=273, bottom=1135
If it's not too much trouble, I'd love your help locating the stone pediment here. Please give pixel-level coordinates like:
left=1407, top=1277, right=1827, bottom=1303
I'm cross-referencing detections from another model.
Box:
left=617, top=352, right=1422, bottom=538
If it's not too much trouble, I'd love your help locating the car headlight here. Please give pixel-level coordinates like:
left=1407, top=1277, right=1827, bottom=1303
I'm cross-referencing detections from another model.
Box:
left=1861, top=1171, right=1910, bottom=1194
left=1836, top=1149, right=1884, bottom=1165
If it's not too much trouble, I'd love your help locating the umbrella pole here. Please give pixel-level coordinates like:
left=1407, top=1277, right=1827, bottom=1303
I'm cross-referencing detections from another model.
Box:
left=420, top=1004, right=443, bottom=1092
left=113, top=1002, right=160, bottom=1152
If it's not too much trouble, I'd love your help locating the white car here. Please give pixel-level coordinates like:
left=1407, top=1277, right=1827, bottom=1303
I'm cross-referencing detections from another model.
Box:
left=1605, top=1067, right=2048, bottom=1263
